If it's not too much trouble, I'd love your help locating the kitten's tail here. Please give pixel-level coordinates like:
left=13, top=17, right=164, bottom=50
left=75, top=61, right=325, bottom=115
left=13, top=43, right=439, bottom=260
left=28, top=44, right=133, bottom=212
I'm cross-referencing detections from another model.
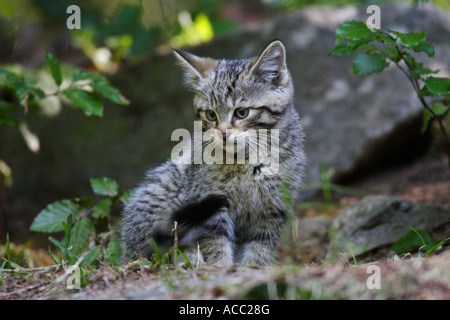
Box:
left=122, top=191, right=229, bottom=260
left=151, top=194, right=229, bottom=247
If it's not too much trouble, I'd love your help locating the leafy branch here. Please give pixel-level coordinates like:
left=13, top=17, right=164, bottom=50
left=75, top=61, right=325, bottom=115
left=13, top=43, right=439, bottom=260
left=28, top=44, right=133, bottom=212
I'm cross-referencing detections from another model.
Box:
left=0, top=52, right=129, bottom=185
left=30, top=177, right=128, bottom=268
left=330, top=20, right=450, bottom=172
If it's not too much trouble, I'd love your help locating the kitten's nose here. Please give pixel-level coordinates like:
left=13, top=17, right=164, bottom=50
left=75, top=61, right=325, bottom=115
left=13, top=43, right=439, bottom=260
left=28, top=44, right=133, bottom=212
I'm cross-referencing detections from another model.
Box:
left=218, top=123, right=231, bottom=140
left=220, top=129, right=228, bottom=140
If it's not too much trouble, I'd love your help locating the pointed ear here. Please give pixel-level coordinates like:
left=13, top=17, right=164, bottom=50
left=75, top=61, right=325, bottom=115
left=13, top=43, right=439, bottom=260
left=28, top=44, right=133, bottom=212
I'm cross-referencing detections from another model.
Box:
left=173, top=49, right=218, bottom=87
left=249, top=40, right=287, bottom=85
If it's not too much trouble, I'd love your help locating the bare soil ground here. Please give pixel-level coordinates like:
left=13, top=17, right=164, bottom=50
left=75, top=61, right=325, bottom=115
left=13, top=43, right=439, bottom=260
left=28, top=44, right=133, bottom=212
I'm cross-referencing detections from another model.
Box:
left=1, top=155, right=449, bottom=300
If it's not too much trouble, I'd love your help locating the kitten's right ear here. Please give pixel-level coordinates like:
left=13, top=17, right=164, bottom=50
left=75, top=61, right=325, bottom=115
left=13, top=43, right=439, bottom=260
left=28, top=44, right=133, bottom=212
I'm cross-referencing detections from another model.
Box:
left=173, top=49, right=218, bottom=87
left=249, top=40, right=287, bottom=85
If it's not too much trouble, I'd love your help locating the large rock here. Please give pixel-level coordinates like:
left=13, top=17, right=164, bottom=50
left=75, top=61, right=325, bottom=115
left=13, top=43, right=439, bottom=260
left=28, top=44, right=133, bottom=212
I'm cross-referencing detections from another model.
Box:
left=328, top=195, right=450, bottom=259
left=2, top=4, right=450, bottom=238
left=179, top=4, right=449, bottom=182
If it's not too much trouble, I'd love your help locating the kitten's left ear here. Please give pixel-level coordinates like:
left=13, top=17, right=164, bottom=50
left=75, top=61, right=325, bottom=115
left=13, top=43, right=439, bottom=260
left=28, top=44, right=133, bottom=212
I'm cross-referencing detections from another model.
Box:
left=249, top=40, right=287, bottom=85
left=173, top=49, right=218, bottom=87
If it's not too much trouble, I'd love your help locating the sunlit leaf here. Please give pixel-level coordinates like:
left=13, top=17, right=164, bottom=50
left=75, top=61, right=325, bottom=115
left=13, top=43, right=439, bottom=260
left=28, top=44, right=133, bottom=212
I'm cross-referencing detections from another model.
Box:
left=62, top=88, right=103, bottom=117
left=424, top=77, right=450, bottom=97
left=30, top=200, right=84, bottom=233
left=90, top=177, right=119, bottom=197
left=71, top=70, right=129, bottom=105
left=390, top=31, right=426, bottom=48
left=90, top=82, right=129, bottom=105
left=71, top=70, right=107, bottom=83
left=336, top=20, right=372, bottom=41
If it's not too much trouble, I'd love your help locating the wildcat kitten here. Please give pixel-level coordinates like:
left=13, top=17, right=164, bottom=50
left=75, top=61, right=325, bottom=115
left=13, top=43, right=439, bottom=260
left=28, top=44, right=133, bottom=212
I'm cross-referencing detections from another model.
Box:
left=122, top=40, right=306, bottom=266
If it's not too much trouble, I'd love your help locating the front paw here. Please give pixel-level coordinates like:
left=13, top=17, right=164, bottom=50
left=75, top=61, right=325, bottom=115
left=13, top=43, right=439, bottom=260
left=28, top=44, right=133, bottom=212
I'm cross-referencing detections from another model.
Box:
left=239, top=243, right=274, bottom=267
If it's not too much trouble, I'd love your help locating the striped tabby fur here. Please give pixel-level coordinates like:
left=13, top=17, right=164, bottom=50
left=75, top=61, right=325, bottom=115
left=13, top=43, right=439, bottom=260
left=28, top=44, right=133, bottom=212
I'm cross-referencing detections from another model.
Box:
left=122, top=40, right=306, bottom=266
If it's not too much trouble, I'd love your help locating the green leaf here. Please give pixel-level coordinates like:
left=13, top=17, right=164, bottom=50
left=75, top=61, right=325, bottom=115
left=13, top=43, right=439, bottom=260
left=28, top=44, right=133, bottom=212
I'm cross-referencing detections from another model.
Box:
left=0, top=261, right=6, bottom=285
left=49, top=236, right=73, bottom=262
left=336, top=20, right=372, bottom=41
left=5, top=233, right=11, bottom=269
left=409, top=227, right=432, bottom=247
left=71, top=70, right=108, bottom=84
left=422, top=109, right=432, bottom=133
left=377, top=33, right=397, bottom=46
left=75, top=196, right=95, bottom=208
left=81, top=246, right=101, bottom=267
left=0, top=68, right=24, bottom=87
left=71, top=70, right=129, bottom=105
left=353, top=53, right=389, bottom=75
left=430, top=102, right=450, bottom=116
left=411, top=42, right=435, bottom=57
left=16, top=85, right=45, bottom=103
left=427, top=237, right=450, bottom=254
left=90, top=82, right=129, bottom=105
left=62, top=88, right=103, bottom=117
left=408, top=62, right=439, bottom=80
left=105, top=237, right=121, bottom=265
left=390, top=31, right=426, bottom=48
left=45, top=52, right=62, bottom=86
left=49, top=236, right=65, bottom=253
left=419, top=85, right=432, bottom=97
left=424, top=77, right=450, bottom=97
left=90, top=177, right=119, bottom=197
left=120, top=190, right=132, bottom=202
left=380, top=47, right=401, bottom=63
left=176, top=247, right=193, bottom=268
left=92, top=198, right=113, bottom=219
left=390, top=228, right=429, bottom=254
left=422, top=102, right=450, bottom=132
left=27, top=87, right=46, bottom=100
left=63, top=214, right=73, bottom=248
left=329, top=41, right=354, bottom=56
left=48, top=246, right=61, bottom=264
left=71, top=218, right=95, bottom=256
left=329, top=33, right=378, bottom=56
left=0, top=102, right=18, bottom=126
left=30, top=200, right=84, bottom=233
left=0, top=69, right=45, bottom=103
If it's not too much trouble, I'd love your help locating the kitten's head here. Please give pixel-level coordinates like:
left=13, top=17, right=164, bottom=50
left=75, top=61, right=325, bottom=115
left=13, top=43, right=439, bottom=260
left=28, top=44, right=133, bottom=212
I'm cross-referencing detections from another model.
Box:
left=174, top=40, right=293, bottom=152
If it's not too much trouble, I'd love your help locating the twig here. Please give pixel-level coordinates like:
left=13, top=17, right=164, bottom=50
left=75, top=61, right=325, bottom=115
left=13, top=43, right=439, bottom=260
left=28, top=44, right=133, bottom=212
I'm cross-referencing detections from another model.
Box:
left=55, top=253, right=86, bottom=284
left=0, top=281, right=49, bottom=298
left=1, top=264, right=60, bottom=273
left=392, top=42, right=450, bottom=172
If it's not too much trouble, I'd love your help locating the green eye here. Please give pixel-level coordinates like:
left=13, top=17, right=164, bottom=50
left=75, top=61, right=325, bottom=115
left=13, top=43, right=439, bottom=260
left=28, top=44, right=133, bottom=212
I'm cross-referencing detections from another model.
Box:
left=205, top=110, right=217, bottom=121
left=234, top=107, right=249, bottom=119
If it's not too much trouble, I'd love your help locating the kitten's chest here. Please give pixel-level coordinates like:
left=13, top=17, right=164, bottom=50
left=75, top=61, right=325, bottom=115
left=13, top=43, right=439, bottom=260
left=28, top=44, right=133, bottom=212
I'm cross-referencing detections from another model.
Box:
left=202, top=164, right=283, bottom=214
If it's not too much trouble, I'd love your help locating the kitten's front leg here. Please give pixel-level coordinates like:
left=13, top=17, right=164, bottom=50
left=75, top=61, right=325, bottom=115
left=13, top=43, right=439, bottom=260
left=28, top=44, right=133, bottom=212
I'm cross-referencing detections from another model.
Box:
left=239, top=212, right=284, bottom=266
left=196, top=207, right=235, bottom=267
